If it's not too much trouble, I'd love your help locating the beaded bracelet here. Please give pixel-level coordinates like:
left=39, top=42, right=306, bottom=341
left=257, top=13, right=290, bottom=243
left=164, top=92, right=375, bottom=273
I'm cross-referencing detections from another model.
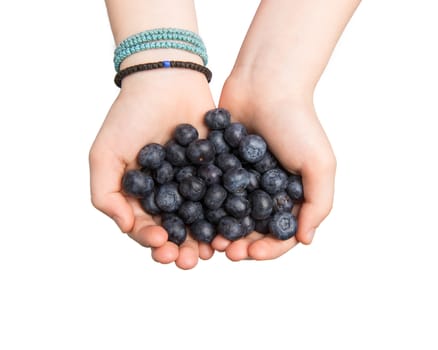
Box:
left=113, top=28, right=208, bottom=71
left=114, top=60, right=212, bottom=88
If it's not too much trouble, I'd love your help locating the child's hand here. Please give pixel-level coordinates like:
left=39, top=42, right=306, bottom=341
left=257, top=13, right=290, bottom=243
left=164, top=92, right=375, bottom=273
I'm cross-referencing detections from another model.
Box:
left=212, top=76, right=336, bottom=261
left=89, top=70, right=215, bottom=269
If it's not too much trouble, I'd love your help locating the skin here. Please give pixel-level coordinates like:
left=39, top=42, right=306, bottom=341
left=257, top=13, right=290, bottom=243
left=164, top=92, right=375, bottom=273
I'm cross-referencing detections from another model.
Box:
left=90, top=0, right=361, bottom=268
left=212, top=0, right=361, bottom=261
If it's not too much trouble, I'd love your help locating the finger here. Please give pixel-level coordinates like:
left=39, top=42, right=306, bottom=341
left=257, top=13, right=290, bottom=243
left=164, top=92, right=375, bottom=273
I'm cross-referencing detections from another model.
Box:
left=175, top=235, right=199, bottom=270
left=295, top=159, right=336, bottom=244
left=248, top=236, right=299, bottom=260
left=199, top=242, right=215, bottom=260
left=89, top=147, right=134, bottom=232
left=225, top=232, right=265, bottom=261
left=211, top=235, right=232, bottom=252
left=128, top=220, right=168, bottom=248
left=151, top=241, right=179, bottom=264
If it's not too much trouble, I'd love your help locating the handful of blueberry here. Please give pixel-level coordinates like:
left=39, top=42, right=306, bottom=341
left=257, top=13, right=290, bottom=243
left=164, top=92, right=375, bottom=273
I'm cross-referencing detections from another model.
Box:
left=121, top=108, right=304, bottom=245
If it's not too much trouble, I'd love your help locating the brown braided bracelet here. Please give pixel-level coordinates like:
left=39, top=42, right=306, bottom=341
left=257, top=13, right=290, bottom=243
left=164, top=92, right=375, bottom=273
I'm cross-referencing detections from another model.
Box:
left=114, top=60, right=212, bottom=87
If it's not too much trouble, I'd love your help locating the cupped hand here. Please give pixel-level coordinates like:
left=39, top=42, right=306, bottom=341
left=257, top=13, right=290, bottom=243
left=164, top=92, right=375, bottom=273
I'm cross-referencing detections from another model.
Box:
left=212, top=75, right=336, bottom=261
left=89, top=70, right=216, bottom=269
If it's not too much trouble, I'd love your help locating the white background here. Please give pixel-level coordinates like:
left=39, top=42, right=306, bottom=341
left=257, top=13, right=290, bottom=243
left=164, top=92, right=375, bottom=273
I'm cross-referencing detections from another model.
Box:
left=1, top=1, right=437, bottom=349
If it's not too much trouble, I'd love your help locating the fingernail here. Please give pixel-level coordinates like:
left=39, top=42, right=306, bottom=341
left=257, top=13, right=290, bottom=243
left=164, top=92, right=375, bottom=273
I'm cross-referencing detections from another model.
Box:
left=307, top=229, right=316, bottom=243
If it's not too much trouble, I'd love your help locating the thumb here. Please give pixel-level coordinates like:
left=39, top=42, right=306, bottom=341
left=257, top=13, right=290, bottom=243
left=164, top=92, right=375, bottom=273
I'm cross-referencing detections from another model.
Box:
left=295, top=160, right=336, bottom=244
left=89, top=147, right=134, bottom=233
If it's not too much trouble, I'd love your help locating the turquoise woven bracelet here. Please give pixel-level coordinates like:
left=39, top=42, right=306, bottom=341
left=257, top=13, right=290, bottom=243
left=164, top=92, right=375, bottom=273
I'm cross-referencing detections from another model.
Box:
left=116, top=28, right=206, bottom=52
left=113, top=28, right=208, bottom=72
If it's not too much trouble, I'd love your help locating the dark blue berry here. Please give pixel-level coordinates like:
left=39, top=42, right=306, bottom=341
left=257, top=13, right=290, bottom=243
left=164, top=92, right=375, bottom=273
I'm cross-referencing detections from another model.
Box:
left=205, top=207, right=227, bottom=225
left=261, top=168, right=288, bottom=194
left=137, top=143, right=166, bottom=169
left=204, top=108, right=231, bottom=130
left=165, top=140, right=188, bottom=166
left=174, top=165, right=196, bottom=183
left=224, top=122, right=247, bottom=147
left=269, top=212, right=297, bottom=240
left=174, top=123, right=198, bottom=146
left=223, top=167, right=250, bottom=193
left=153, top=160, right=174, bottom=184
left=249, top=189, right=273, bottom=220
left=197, top=163, right=223, bottom=186
left=155, top=182, right=183, bottom=212
left=224, top=194, right=251, bottom=219
left=218, top=216, right=245, bottom=241
left=178, top=201, right=204, bottom=224
left=139, top=189, right=161, bottom=216
left=286, top=174, right=304, bottom=203
left=190, top=219, right=217, bottom=243
left=215, top=153, right=242, bottom=172
left=162, top=213, right=187, bottom=245
left=186, top=139, right=216, bottom=165
left=272, top=191, right=294, bottom=213
left=208, top=130, right=230, bottom=154
left=246, top=169, right=261, bottom=192
left=238, top=134, right=267, bottom=163
left=253, top=151, right=278, bottom=173
left=203, top=184, right=227, bottom=210
left=254, top=218, right=271, bottom=234
left=240, top=216, right=255, bottom=235
left=122, top=170, right=154, bottom=198
left=178, top=176, right=206, bottom=201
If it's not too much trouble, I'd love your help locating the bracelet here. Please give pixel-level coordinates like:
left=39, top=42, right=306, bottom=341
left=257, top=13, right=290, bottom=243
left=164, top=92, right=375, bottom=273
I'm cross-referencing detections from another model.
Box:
left=113, top=28, right=208, bottom=71
left=114, top=60, right=212, bottom=88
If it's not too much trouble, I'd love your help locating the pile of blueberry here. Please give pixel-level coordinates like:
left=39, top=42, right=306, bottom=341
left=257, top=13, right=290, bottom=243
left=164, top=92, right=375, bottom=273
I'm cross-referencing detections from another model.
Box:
left=121, top=108, right=304, bottom=245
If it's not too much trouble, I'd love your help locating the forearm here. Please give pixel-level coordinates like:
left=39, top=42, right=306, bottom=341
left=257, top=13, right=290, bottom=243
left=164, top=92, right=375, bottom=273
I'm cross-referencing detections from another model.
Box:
left=105, top=0, right=203, bottom=67
left=232, top=0, right=361, bottom=93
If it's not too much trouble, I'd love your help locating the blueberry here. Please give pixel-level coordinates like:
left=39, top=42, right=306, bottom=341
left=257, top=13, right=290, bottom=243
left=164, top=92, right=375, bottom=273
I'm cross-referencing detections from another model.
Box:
left=269, top=212, right=297, bottom=240
left=178, top=176, right=206, bottom=201
left=215, top=153, right=242, bottom=172
left=122, top=170, right=154, bottom=198
left=249, top=189, right=273, bottom=220
left=272, top=191, right=294, bottom=213
left=224, top=122, right=247, bottom=147
left=224, top=194, right=251, bottom=219
left=203, top=183, right=227, bottom=210
left=186, top=139, right=216, bottom=165
left=205, top=207, right=227, bottom=225
left=252, top=151, right=278, bottom=173
left=174, top=165, right=196, bottom=183
left=153, top=160, right=174, bottom=184
left=261, top=168, right=288, bottom=195
left=162, top=213, right=187, bottom=245
left=139, top=189, right=161, bottom=216
left=204, top=108, right=231, bottom=130
left=178, top=201, right=204, bottom=224
left=286, top=174, right=304, bottom=203
left=254, top=218, right=271, bottom=234
left=165, top=140, right=188, bottom=166
left=191, top=219, right=217, bottom=243
left=218, top=216, right=245, bottom=241
left=246, top=169, right=261, bottom=192
left=155, top=182, right=183, bottom=212
left=174, top=123, right=198, bottom=146
left=137, top=143, right=166, bottom=169
left=240, top=216, right=255, bottom=235
left=238, top=134, right=267, bottom=163
left=223, top=167, right=250, bottom=193
left=197, top=163, right=223, bottom=186
left=207, top=130, right=230, bottom=154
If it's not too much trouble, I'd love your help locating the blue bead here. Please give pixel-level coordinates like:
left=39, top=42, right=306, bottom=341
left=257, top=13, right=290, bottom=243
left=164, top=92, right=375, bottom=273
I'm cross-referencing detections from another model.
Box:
left=163, top=60, right=171, bottom=68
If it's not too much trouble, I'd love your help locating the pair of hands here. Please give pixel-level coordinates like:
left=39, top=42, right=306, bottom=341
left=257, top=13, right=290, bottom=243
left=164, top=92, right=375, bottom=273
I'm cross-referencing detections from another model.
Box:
left=89, top=67, right=336, bottom=270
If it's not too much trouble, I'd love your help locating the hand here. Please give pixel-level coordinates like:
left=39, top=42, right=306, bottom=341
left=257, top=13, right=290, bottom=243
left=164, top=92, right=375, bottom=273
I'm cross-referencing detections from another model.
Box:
left=212, top=74, right=336, bottom=261
left=89, top=69, right=216, bottom=269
